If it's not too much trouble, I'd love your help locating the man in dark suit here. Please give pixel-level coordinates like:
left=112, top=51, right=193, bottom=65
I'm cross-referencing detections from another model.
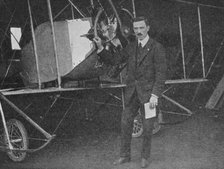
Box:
left=94, top=16, right=167, bottom=168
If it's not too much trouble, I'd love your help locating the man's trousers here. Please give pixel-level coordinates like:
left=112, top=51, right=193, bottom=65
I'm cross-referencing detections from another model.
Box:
left=120, top=90, right=155, bottom=159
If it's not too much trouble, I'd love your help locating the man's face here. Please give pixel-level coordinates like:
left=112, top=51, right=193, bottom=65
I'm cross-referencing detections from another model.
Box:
left=133, top=20, right=149, bottom=40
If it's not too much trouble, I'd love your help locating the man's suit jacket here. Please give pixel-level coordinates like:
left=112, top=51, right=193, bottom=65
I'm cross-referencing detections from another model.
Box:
left=99, top=37, right=167, bottom=104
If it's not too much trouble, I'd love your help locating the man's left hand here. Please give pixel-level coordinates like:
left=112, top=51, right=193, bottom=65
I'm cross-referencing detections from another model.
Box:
left=149, top=94, right=158, bottom=109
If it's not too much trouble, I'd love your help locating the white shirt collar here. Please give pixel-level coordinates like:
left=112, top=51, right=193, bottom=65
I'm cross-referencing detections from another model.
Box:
left=138, top=35, right=149, bottom=47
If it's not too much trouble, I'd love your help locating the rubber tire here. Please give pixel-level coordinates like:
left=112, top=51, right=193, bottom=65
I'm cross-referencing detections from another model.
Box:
left=5, top=119, right=29, bottom=162
left=132, top=110, right=161, bottom=137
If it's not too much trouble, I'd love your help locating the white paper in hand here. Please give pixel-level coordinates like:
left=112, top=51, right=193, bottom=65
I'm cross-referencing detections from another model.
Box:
left=144, top=102, right=156, bottom=119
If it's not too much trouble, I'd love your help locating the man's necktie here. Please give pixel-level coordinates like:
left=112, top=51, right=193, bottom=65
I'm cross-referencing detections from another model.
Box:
left=139, top=43, right=143, bottom=55
left=138, top=43, right=143, bottom=55
left=135, top=43, right=142, bottom=68
left=138, top=43, right=142, bottom=49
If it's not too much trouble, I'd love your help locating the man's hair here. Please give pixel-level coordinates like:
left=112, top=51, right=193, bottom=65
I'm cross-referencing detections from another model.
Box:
left=133, top=16, right=149, bottom=26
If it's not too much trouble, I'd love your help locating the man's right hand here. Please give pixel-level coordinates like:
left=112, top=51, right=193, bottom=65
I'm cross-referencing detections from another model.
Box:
left=93, top=37, right=104, bottom=52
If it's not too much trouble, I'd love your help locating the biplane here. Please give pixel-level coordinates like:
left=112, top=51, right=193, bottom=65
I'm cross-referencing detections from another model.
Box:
left=0, top=0, right=216, bottom=162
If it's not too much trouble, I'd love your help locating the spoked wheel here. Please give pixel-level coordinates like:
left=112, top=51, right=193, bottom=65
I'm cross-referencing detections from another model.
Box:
left=132, top=111, right=143, bottom=138
left=132, top=109, right=161, bottom=138
left=4, top=119, right=29, bottom=162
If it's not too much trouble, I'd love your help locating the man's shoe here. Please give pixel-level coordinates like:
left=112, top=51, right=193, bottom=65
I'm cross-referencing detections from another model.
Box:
left=113, top=157, right=131, bottom=165
left=141, top=158, right=149, bottom=168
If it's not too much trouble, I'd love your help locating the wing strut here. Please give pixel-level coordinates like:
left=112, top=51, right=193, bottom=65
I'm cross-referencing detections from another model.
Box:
left=27, top=0, right=41, bottom=89
left=47, top=0, right=62, bottom=88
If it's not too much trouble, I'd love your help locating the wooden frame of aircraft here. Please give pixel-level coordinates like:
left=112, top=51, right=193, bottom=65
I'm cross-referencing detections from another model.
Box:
left=0, top=0, right=220, bottom=162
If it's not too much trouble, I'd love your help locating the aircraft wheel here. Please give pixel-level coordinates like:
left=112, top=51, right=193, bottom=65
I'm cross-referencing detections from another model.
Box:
left=4, top=119, right=29, bottom=162
left=132, top=110, right=161, bottom=137
left=132, top=113, right=143, bottom=138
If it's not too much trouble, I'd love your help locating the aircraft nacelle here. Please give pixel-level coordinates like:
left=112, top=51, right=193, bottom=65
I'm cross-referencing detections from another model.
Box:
left=20, top=18, right=114, bottom=86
